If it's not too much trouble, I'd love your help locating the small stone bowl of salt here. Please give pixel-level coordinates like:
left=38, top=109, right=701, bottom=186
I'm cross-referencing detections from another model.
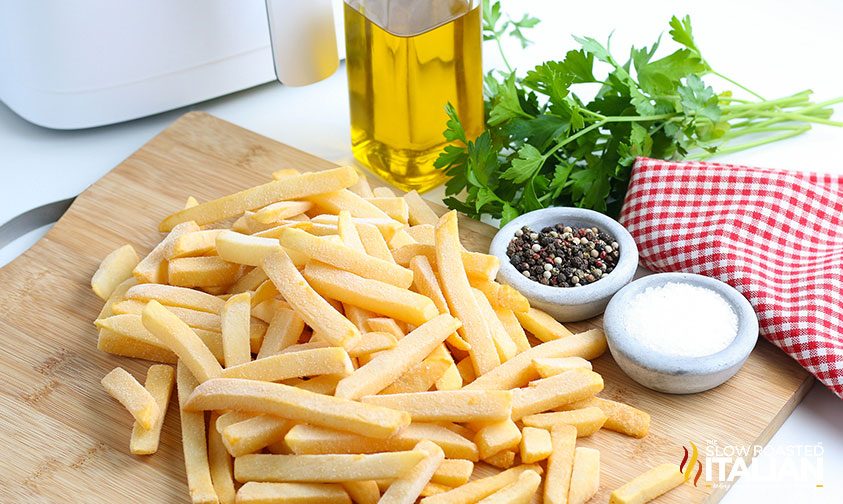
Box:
left=603, top=272, right=759, bottom=394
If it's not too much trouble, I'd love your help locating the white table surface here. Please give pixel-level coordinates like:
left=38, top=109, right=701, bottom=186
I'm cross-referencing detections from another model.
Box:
left=1, top=1, right=841, bottom=501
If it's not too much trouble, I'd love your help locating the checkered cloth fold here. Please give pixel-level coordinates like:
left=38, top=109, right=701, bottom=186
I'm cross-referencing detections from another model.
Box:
left=620, top=157, right=843, bottom=398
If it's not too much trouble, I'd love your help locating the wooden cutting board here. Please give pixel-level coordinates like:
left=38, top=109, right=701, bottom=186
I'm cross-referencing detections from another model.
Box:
left=0, top=112, right=813, bottom=503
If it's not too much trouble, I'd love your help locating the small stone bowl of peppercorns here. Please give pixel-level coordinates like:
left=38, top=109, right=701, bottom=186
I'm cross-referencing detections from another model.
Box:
left=489, top=207, right=639, bottom=322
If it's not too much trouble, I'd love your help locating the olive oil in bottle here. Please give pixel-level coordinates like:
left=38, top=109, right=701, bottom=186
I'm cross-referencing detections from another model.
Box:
left=344, top=0, right=483, bottom=192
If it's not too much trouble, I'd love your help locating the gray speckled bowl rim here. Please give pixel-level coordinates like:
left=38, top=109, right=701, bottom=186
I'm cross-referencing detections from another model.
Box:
left=603, top=272, right=759, bottom=375
left=489, top=207, right=639, bottom=305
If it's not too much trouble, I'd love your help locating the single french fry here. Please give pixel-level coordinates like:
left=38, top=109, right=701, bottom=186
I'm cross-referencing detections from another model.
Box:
left=557, top=397, right=651, bottom=438
left=348, top=332, right=397, bottom=357
left=533, top=357, right=593, bottom=378
left=233, top=211, right=276, bottom=234
left=388, top=229, right=417, bottom=249
left=520, top=426, right=553, bottom=464
left=253, top=201, right=313, bottom=224
left=483, top=450, right=516, bottom=468
left=142, top=301, right=223, bottom=383
left=160, top=166, right=357, bottom=231
left=511, top=369, right=604, bottom=420
left=360, top=390, right=511, bottom=423
left=271, top=168, right=301, bottom=180
left=229, top=267, right=269, bottom=294
left=465, top=329, right=607, bottom=391
left=609, top=463, right=684, bottom=504
left=170, top=230, right=223, bottom=259
left=381, top=350, right=451, bottom=394
left=251, top=298, right=287, bottom=324
left=184, top=378, right=410, bottom=439
left=221, top=347, right=353, bottom=382
left=263, top=249, right=360, bottom=350
left=406, top=224, right=435, bottom=245
left=365, top=317, right=405, bottom=339
left=341, top=481, right=379, bottom=504
left=356, top=222, right=394, bottom=262
left=392, top=243, right=500, bottom=283
left=568, top=447, right=600, bottom=504
left=208, top=413, right=236, bottom=504
left=216, top=411, right=256, bottom=434
left=281, top=341, right=330, bottom=354
left=308, top=189, right=391, bottom=220
left=522, top=407, right=608, bottom=437
left=379, top=440, right=444, bottom=504
left=310, top=214, right=403, bottom=241
left=223, top=416, right=292, bottom=457
left=285, top=423, right=479, bottom=461
left=477, top=470, right=542, bottom=504
left=456, top=356, right=476, bottom=384
left=250, top=279, right=279, bottom=307
left=544, top=424, right=577, bottom=504
left=97, top=313, right=224, bottom=362
left=177, top=362, right=219, bottom=504
left=216, top=230, right=296, bottom=267
left=234, top=451, right=426, bottom=483
left=429, top=459, right=473, bottom=487
left=92, top=244, right=139, bottom=300
left=335, top=314, right=460, bottom=399
left=237, top=482, right=350, bottom=504
left=279, top=227, right=412, bottom=288
left=97, top=328, right=177, bottom=364
left=404, top=190, right=440, bottom=226
left=371, top=186, right=396, bottom=198
left=112, top=300, right=223, bottom=332
left=125, top=283, right=224, bottom=313
left=130, top=364, right=175, bottom=455
left=303, top=262, right=438, bottom=326
left=96, top=277, right=137, bottom=321
left=420, top=483, right=451, bottom=497
left=408, top=255, right=470, bottom=351
left=101, top=367, right=160, bottom=430
left=253, top=220, right=313, bottom=238
left=469, top=279, right=530, bottom=314
left=134, top=221, right=200, bottom=283
left=337, top=210, right=366, bottom=251
left=516, top=307, right=574, bottom=342
left=288, top=374, right=343, bottom=395
left=435, top=211, right=500, bottom=375
left=475, top=419, right=522, bottom=459
left=220, top=292, right=251, bottom=367
left=472, top=288, right=517, bottom=362
left=420, top=465, right=543, bottom=504
left=494, top=306, right=531, bottom=353
left=257, top=308, right=305, bottom=359
left=366, top=197, right=409, bottom=224
left=185, top=196, right=200, bottom=208
left=349, top=171, right=375, bottom=198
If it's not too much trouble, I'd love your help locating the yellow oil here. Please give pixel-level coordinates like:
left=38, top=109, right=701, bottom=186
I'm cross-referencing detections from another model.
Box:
left=344, top=1, right=483, bottom=192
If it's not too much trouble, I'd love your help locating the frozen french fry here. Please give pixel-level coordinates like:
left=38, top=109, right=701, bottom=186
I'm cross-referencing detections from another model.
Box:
left=609, top=463, right=684, bottom=504
left=475, top=419, right=522, bottom=460
left=96, top=277, right=137, bottom=321
left=404, top=190, right=439, bottom=226
left=208, top=413, right=236, bottom=504
left=520, top=427, right=553, bottom=464
left=468, top=279, right=530, bottom=314
left=494, top=306, right=531, bottom=353
left=409, top=255, right=470, bottom=351
left=515, top=307, right=574, bottom=342
left=406, top=225, right=435, bottom=245
left=477, top=470, right=541, bottom=504
left=360, top=390, right=512, bottom=423
left=420, top=483, right=451, bottom=497
left=430, top=459, right=474, bottom=487
left=435, top=211, right=500, bottom=375
left=335, top=314, right=460, bottom=399
left=310, top=214, right=403, bottom=241
left=366, top=196, right=409, bottom=224
left=365, top=317, right=405, bottom=339
left=379, top=440, right=444, bottom=504
left=215, top=230, right=291, bottom=267
left=96, top=313, right=224, bottom=362
left=381, top=350, right=452, bottom=394
left=271, top=168, right=301, bottom=180
left=160, top=166, right=357, bottom=231
left=348, top=170, right=375, bottom=197
left=134, top=221, right=200, bottom=283
left=92, top=244, right=139, bottom=300
left=220, top=292, right=251, bottom=367
left=472, top=288, right=517, bottom=362
left=252, top=200, right=313, bottom=224
left=456, top=356, right=476, bottom=384
left=169, top=229, right=222, bottom=259
left=569, top=447, right=600, bottom=504
left=466, top=329, right=607, bottom=391
left=130, top=364, right=175, bottom=455
left=557, top=397, right=651, bottom=438
left=112, top=300, right=222, bottom=332
left=371, top=186, right=396, bottom=198
left=229, top=266, right=269, bottom=294
left=257, top=308, right=305, bottom=359
left=288, top=374, right=342, bottom=395
left=341, top=481, right=379, bottom=504
left=216, top=411, right=256, bottom=434
left=533, top=356, right=593, bottom=378
left=125, top=283, right=224, bottom=314
left=484, top=450, right=516, bottom=469
left=308, top=189, right=391, bottom=220
left=392, top=243, right=500, bottom=283
left=234, top=451, right=426, bottom=483
left=347, top=331, right=397, bottom=357
left=511, top=368, right=604, bottom=420
left=303, top=262, right=438, bottom=326
left=223, top=416, right=292, bottom=457
left=97, top=328, right=177, bottom=364
left=521, top=407, right=608, bottom=437
left=101, top=367, right=160, bottom=430
left=419, top=465, right=543, bottom=504
left=221, top=347, right=353, bottom=382
left=544, top=424, right=577, bottom=504
left=142, top=300, right=223, bottom=383
left=177, top=362, right=219, bottom=504
left=236, top=482, right=350, bottom=504
left=356, top=222, right=395, bottom=262
left=263, top=249, right=360, bottom=350
left=285, top=423, right=479, bottom=461
left=183, top=378, right=410, bottom=439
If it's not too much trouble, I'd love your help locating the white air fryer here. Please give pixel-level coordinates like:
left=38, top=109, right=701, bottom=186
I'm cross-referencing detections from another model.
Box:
left=0, top=0, right=345, bottom=129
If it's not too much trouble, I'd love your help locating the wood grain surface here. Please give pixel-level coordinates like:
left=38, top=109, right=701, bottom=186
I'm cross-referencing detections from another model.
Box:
left=0, top=112, right=813, bottom=503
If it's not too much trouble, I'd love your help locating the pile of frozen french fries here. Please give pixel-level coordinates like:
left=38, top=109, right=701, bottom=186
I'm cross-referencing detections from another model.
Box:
left=92, top=165, right=683, bottom=504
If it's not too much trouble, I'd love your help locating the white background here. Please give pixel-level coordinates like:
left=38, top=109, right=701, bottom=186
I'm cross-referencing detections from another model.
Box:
left=0, top=0, right=841, bottom=502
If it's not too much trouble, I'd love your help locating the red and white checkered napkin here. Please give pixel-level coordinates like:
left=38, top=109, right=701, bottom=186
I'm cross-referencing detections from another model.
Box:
left=619, top=157, right=843, bottom=399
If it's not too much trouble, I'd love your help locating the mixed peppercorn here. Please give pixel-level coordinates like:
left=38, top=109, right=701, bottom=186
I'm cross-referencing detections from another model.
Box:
left=506, top=224, right=619, bottom=287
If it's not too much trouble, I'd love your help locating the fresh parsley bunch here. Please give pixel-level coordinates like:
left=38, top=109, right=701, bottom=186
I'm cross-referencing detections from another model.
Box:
left=436, top=3, right=842, bottom=222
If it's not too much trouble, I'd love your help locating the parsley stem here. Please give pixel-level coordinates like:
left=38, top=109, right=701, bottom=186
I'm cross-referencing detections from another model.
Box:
left=691, top=125, right=811, bottom=159
left=748, top=111, right=843, bottom=128
left=494, top=37, right=514, bottom=74
left=708, top=70, right=766, bottom=101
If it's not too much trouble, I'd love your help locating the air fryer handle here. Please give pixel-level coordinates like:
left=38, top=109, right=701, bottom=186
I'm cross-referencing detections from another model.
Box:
left=264, top=0, right=339, bottom=86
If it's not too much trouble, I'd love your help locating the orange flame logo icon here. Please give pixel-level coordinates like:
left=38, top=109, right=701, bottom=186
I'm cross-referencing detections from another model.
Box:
left=679, top=441, right=703, bottom=487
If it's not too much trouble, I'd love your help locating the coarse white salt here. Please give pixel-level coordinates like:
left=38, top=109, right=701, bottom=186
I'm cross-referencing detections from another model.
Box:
left=622, top=281, right=738, bottom=358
